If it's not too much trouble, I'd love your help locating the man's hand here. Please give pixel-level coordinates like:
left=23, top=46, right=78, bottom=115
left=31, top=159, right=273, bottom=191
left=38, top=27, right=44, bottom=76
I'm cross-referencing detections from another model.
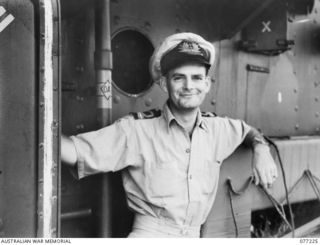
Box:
left=61, top=135, right=77, bottom=167
left=252, top=144, right=278, bottom=189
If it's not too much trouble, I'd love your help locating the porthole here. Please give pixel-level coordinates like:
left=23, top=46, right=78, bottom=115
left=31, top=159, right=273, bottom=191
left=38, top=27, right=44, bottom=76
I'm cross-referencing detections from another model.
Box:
left=112, top=29, right=154, bottom=97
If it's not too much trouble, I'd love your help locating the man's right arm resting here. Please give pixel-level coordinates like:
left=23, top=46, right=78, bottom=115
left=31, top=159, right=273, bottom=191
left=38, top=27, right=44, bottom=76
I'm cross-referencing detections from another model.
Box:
left=61, top=135, right=77, bottom=167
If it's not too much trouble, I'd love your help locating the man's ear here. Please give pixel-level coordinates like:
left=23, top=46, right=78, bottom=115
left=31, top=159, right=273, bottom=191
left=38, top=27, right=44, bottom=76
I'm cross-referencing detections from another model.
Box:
left=159, top=76, right=168, bottom=93
left=205, top=76, right=212, bottom=93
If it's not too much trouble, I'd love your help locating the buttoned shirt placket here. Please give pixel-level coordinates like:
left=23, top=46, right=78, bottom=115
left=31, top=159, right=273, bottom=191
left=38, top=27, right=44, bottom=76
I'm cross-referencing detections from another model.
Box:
left=184, top=115, right=206, bottom=228
left=176, top=126, right=193, bottom=236
left=164, top=106, right=205, bottom=231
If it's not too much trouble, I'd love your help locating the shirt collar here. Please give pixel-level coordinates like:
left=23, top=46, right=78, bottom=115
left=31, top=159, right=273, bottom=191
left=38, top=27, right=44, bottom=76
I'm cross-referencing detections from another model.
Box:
left=162, top=101, right=208, bottom=132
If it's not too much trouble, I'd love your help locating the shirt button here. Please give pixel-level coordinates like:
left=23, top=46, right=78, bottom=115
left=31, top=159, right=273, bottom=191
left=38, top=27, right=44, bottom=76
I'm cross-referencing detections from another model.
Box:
left=186, top=148, right=190, bottom=153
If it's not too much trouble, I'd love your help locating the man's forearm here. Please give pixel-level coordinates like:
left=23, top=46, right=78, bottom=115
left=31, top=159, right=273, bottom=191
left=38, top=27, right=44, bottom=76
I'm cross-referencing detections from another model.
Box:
left=61, top=135, right=77, bottom=167
left=243, top=127, right=269, bottom=150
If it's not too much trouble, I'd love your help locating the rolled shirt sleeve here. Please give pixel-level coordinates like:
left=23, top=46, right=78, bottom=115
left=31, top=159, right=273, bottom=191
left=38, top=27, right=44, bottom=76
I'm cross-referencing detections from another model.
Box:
left=70, top=117, right=136, bottom=179
left=218, top=117, right=252, bottom=161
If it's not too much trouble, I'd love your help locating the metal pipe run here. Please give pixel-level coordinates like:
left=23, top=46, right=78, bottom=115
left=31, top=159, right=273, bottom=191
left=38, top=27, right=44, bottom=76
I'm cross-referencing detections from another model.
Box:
left=61, top=209, right=92, bottom=220
left=94, top=0, right=113, bottom=238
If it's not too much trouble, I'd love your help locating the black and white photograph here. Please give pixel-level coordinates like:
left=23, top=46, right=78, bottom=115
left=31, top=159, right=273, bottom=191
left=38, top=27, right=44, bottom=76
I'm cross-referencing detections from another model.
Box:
left=0, top=0, right=319, bottom=241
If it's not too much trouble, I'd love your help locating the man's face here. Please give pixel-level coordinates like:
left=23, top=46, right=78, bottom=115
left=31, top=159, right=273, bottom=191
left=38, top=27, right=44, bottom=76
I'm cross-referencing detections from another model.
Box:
left=164, top=63, right=211, bottom=112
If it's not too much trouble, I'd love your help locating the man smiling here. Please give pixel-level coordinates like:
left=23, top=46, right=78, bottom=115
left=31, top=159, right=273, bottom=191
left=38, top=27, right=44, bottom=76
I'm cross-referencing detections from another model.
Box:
left=159, top=63, right=211, bottom=135
left=61, top=32, right=278, bottom=237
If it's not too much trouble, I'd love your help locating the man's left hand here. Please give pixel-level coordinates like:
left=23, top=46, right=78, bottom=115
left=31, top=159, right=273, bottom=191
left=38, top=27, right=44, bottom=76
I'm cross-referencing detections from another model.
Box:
left=252, top=144, right=278, bottom=189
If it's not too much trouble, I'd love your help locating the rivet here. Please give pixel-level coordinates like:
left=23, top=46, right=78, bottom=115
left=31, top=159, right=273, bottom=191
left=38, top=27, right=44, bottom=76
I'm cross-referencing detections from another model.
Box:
left=75, top=66, right=84, bottom=72
left=316, top=127, right=320, bottom=132
left=76, top=124, right=85, bottom=130
left=52, top=120, right=59, bottom=127
left=145, top=98, right=153, bottom=107
left=293, top=88, right=298, bottom=93
left=51, top=228, right=57, bottom=237
left=113, top=95, right=120, bottom=104
left=295, top=124, right=299, bottom=130
left=76, top=96, right=84, bottom=101
left=144, top=21, right=151, bottom=31
left=211, top=99, right=216, bottom=106
left=39, top=143, right=44, bottom=149
left=294, top=106, right=299, bottom=112
left=113, top=15, right=120, bottom=25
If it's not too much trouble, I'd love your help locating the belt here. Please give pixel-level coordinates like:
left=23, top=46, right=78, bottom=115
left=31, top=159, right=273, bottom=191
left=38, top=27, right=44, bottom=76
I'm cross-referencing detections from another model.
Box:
left=132, top=214, right=201, bottom=238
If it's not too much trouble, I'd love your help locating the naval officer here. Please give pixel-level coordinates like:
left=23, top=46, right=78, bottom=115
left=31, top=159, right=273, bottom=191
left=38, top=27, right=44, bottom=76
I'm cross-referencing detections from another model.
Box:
left=61, top=32, right=278, bottom=237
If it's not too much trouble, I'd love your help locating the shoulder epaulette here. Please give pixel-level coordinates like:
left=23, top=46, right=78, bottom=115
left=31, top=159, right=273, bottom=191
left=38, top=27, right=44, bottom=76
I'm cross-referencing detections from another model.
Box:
left=201, top=111, right=217, bottom=118
left=130, top=108, right=162, bottom=120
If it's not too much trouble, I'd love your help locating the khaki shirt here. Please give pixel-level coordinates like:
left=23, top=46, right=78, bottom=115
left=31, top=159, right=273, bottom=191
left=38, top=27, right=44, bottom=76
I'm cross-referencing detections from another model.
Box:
left=71, top=103, right=251, bottom=227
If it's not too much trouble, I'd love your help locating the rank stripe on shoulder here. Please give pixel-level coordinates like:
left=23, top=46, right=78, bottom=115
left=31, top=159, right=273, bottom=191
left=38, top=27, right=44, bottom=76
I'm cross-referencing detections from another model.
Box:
left=201, top=111, right=216, bottom=117
left=130, top=109, right=162, bottom=120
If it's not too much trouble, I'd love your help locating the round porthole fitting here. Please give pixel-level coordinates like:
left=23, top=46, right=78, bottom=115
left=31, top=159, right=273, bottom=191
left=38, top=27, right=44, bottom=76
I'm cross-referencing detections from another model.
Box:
left=112, top=29, right=154, bottom=97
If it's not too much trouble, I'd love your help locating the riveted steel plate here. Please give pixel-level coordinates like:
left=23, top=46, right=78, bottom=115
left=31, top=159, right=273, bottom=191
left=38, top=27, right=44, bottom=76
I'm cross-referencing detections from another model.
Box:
left=0, top=0, right=37, bottom=237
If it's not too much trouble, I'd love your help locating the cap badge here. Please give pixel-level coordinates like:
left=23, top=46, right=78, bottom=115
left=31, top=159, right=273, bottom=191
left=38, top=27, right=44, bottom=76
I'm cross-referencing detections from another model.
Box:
left=178, top=41, right=204, bottom=56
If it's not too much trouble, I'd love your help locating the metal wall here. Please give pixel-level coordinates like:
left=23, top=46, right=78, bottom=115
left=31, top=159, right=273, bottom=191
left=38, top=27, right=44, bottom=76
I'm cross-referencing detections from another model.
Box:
left=202, top=147, right=253, bottom=238
left=0, top=0, right=37, bottom=237
left=214, top=0, right=320, bottom=137
left=60, top=4, right=102, bottom=237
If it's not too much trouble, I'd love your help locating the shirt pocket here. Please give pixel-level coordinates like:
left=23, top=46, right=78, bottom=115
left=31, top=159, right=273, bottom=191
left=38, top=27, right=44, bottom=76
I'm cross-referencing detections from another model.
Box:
left=202, top=159, right=221, bottom=195
left=147, top=161, right=180, bottom=199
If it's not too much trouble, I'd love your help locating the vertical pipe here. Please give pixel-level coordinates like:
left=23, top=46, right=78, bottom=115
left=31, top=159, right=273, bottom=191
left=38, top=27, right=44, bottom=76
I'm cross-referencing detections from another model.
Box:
left=94, top=0, right=113, bottom=237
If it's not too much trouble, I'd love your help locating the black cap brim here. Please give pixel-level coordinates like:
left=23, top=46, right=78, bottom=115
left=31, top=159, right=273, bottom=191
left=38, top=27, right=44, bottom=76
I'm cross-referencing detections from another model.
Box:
left=161, top=52, right=211, bottom=75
